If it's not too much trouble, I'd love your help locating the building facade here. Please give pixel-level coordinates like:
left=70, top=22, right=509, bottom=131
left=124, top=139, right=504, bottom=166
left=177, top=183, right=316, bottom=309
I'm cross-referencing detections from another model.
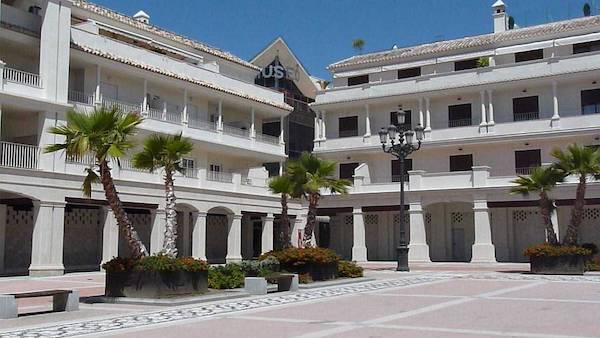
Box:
left=0, top=0, right=306, bottom=276
left=311, top=1, right=600, bottom=263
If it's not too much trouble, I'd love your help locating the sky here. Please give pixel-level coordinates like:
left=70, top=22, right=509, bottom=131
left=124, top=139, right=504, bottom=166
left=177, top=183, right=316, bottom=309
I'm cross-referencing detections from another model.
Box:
left=93, top=0, right=597, bottom=79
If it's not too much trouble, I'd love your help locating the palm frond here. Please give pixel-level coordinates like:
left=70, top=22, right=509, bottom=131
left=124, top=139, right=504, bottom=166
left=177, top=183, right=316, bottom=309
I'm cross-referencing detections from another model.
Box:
left=82, top=168, right=100, bottom=198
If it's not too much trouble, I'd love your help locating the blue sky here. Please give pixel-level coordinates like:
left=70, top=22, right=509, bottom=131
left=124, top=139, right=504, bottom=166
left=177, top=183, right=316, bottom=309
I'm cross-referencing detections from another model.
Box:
left=94, top=0, right=596, bottom=79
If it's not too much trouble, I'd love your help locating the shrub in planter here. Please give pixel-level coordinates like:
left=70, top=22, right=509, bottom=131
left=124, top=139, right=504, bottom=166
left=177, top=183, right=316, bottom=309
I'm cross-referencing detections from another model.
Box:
left=337, top=261, right=363, bottom=278
left=208, top=264, right=244, bottom=289
left=260, top=247, right=340, bottom=281
left=102, top=255, right=209, bottom=298
left=585, top=257, right=600, bottom=271
left=240, top=256, right=280, bottom=277
left=524, top=243, right=592, bottom=275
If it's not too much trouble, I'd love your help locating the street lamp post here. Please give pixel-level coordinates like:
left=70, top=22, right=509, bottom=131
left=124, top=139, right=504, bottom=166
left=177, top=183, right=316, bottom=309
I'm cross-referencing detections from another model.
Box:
left=378, top=110, right=424, bottom=272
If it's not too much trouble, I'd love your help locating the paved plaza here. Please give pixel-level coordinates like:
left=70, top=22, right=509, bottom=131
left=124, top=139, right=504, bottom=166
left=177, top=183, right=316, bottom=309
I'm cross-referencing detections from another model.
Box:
left=1, top=264, right=600, bottom=338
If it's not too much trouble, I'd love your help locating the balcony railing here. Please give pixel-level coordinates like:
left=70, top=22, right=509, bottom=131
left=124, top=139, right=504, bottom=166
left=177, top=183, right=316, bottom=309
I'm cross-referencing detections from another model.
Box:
left=222, top=124, right=250, bottom=138
left=0, top=141, right=39, bottom=169
left=119, top=159, right=145, bottom=172
left=188, top=118, right=218, bottom=131
left=182, top=168, right=198, bottom=178
left=147, top=107, right=163, bottom=121
left=66, top=153, right=95, bottom=166
left=102, top=98, right=142, bottom=114
left=515, top=166, right=539, bottom=175
left=206, top=170, right=233, bottom=183
left=68, top=90, right=95, bottom=105
left=255, top=133, right=280, bottom=145
left=2, top=67, right=41, bottom=87
left=513, top=111, right=540, bottom=122
left=146, top=106, right=182, bottom=124
left=448, top=119, right=472, bottom=128
left=368, top=175, right=410, bottom=184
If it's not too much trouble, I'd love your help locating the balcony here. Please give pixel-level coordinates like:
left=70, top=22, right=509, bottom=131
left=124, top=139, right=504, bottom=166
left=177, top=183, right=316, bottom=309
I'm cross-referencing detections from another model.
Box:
left=68, top=90, right=95, bottom=105
left=448, top=118, right=472, bottom=128
left=513, top=111, right=540, bottom=122
left=1, top=65, right=44, bottom=98
left=207, top=170, right=233, bottom=183
left=0, top=141, right=39, bottom=170
left=0, top=3, right=42, bottom=34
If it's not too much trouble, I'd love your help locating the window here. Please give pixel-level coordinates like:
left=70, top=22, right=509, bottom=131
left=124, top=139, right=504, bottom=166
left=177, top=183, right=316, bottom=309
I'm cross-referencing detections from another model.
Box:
left=515, top=150, right=541, bottom=175
left=454, top=58, right=478, bottom=71
left=390, top=110, right=412, bottom=131
left=262, top=121, right=281, bottom=136
left=448, top=104, right=472, bottom=128
left=339, top=163, right=359, bottom=180
left=338, top=116, right=358, bottom=137
left=347, top=75, right=369, bottom=86
left=391, top=159, right=413, bottom=182
left=515, top=49, right=544, bottom=62
left=397, top=67, right=421, bottom=79
left=573, top=40, right=600, bottom=54
left=181, top=158, right=196, bottom=178
left=512, top=96, right=540, bottom=121
left=263, top=162, right=280, bottom=177
left=581, top=89, right=600, bottom=114
left=209, top=164, right=221, bottom=172
left=449, top=154, right=473, bottom=172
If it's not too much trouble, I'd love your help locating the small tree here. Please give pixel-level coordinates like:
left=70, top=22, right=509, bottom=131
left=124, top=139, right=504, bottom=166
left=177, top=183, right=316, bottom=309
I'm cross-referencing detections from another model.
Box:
left=352, top=38, right=365, bottom=54
left=551, top=144, right=600, bottom=245
left=46, top=107, right=148, bottom=258
left=287, top=153, right=351, bottom=247
left=268, top=174, right=296, bottom=248
left=133, top=133, right=193, bottom=257
left=584, top=3, right=592, bottom=16
left=510, top=166, right=565, bottom=245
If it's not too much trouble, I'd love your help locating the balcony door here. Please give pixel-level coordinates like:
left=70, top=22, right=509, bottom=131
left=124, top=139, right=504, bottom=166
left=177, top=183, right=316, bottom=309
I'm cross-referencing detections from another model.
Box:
left=513, top=96, right=539, bottom=121
left=448, top=104, right=472, bottom=128
left=581, top=89, right=600, bottom=115
left=390, top=110, right=412, bottom=131
left=338, top=116, right=358, bottom=138
left=391, top=159, right=413, bottom=182
left=339, top=162, right=359, bottom=180
left=515, top=150, right=541, bottom=175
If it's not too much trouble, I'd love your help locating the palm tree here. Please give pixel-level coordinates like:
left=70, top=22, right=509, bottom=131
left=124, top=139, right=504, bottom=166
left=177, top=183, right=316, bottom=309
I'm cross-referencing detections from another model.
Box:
left=133, top=133, right=193, bottom=257
left=352, top=38, right=365, bottom=54
left=552, top=144, right=600, bottom=245
left=268, top=174, right=296, bottom=248
left=510, top=166, right=565, bottom=245
left=287, top=152, right=351, bottom=247
left=46, top=107, right=148, bottom=258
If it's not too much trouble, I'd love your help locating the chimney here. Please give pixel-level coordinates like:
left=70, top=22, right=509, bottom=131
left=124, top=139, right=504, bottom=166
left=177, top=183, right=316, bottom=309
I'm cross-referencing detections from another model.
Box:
left=492, top=0, right=507, bottom=33
left=133, top=10, right=150, bottom=24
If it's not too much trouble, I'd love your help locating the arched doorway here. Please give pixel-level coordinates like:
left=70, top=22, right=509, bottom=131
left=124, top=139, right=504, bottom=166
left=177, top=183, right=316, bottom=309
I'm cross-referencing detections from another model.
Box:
left=206, top=206, right=233, bottom=264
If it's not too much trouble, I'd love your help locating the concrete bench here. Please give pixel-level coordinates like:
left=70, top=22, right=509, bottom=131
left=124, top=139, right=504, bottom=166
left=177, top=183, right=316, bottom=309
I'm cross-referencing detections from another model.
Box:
left=245, top=274, right=298, bottom=295
left=0, top=289, right=80, bottom=319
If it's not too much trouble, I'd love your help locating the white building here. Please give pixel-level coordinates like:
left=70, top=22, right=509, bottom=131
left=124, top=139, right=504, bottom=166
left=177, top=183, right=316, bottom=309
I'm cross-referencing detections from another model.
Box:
left=0, top=0, right=306, bottom=276
left=311, top=1, right=600, bottom=263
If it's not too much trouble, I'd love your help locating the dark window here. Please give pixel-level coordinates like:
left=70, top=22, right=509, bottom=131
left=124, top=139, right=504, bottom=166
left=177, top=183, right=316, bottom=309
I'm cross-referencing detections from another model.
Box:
left=515, top=49, right=544, bottom=62
left=573, top=40, right=600, bottom=54
left=339, top=162, right=359, bottom=180
left=449, top=154, right=473, bottom=172
left=347, top=75, right=369, bottom=86
left=515, top=149, right=541, bottom=175
left=262, top=121, right=281, bottom=137
left=448, top=104, right=472, bottom=127
left=397, top=67, right=421, bottom=79
left=391, top=159, right=413, bottom=182
left=581, top=89, right=600, bottom=114
left=512, top=96, right=540, bottom=121
left=263, top=162, right=280, bottom=177
left=339, top=116, right=358, bottom=137
left=454, top=58, right=478, bottom=71
left=390, top=110, right=412, bottom=131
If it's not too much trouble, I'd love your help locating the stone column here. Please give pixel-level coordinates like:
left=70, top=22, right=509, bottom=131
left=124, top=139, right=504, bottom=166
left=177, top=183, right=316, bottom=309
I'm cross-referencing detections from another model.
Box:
left=182, top=211, right=191, bottom=256
left=487, top=90, right=495, bottom=132
left=0, top=61, right=5, bottom=91
left=217, top=99, right=223, bottom=132
left=101, top=207, right=119, bottom=266
left=94, top=65, right=102, bottom=104
left=424, top=98, right=432, bottom=138
left=408, top=203, right=431, bottom=262
left=418, top=98, right=424, bottom=127
left=38, top=112, right=66, bottom=172
left=261, top=214, right=274, bottom=254
left=364, top=104, right=371, bottom=137
left=279, top=116, right=285, bottom=145
left=321, top=111, right=327, bottom=140
left=150, top=209, right=166, bottom=254
left=314, top=115, right=320, bottom=141
left=29, top=202, right=65, bottom=276
left=182, top=88, right=188, bottom=125
left=352, top=207, right=367, bottom=262
left=0, top=204, right=7, bottom=273
left=471, top=199, right=497, bottom=263
left=191, top=212, right=207, bottom=260
left=250, top=107, right=256, bottom=139
left=551, top=207, right=560, bottom=242
left=551, top=80, right=560, bottom=128
left=226, top=214, right=243, bottom=262
left=291, top=214, right=305, bottom=248
left=479, top=91, right=487, bottom=134
left=39, top=0, right=71, bottom=103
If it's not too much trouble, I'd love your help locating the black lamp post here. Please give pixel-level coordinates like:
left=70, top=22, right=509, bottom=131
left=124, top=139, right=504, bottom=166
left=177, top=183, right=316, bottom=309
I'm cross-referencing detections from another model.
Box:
left=378, top=110, right=424, bottom=272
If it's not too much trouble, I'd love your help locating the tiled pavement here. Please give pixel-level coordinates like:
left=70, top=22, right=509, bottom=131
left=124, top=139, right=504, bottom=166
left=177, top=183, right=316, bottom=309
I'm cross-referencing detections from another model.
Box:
left=1, top=267, right=600, bottom=337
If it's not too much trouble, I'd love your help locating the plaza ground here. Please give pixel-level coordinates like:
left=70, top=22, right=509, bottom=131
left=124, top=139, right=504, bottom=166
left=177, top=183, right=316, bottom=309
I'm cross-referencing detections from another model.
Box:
left=1, top=263, right=600, bottom=338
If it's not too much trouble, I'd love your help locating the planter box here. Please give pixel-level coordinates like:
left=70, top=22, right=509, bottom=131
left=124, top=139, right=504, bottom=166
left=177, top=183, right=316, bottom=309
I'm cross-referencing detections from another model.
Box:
left=105, top=270, right=208, bottom=298
left=530, top=255, right=586, bottom=275
left=281, top=262, right=338, bottom=281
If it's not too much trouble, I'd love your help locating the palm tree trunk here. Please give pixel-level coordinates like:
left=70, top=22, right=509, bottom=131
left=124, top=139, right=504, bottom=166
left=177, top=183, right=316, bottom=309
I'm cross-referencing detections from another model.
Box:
left=303, top=194, right=319, bottom=247
left=539, top=193, right=558, bottom=245
left=280, top=193, right=291, bottom=248
left=564, top=176, right=587, bottom=245
left=99, top=160, right=148, bottom=259
left=163, top=169, right=178, bottom=257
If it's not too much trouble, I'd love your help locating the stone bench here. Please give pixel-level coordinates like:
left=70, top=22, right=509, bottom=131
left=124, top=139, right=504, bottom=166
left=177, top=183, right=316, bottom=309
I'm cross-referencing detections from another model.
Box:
left=244, top=274, right=298, bottom=295
left=0, top=289, right=80, bottom=319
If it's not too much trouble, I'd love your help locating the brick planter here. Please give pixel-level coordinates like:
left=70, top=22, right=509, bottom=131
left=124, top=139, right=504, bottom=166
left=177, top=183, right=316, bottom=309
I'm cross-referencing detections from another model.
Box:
left=105, top=270, right=208, bottom=298
left=530, top=255, right=586, bottom=275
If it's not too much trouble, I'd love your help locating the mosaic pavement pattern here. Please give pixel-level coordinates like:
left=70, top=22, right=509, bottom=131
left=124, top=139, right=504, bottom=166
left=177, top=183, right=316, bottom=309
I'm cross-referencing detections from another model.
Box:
left=2, top=272, right=600, bottom=338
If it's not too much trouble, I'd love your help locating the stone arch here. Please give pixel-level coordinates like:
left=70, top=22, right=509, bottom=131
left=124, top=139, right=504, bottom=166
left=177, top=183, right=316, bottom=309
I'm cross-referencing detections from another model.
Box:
left=423, top=201, right=474, bottom=262
left=205, top=206, right=235, bottom=264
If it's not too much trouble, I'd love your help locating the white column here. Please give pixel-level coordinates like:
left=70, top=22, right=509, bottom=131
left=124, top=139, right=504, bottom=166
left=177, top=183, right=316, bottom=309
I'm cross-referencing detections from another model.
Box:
left=101, top=207, right=119, bottom=266
left=408, top=203, right=431, bottom=262
left=150, top=209, right=166, bottom=254
left=551, top=80, right=560, bottom=128
left=162, top=102, right=167, bottom=121
left=418, top=98, right=424, bottom=127
left=217, top=99, right=223, bottom=132
left=182, top=88, right=188, bottom=125
left=191, top=212, right=207, bottom=260
left=364, top=104, right=371, bottom=137
left=142, top=79, right=148, bottom=112
left=0, top=103, right=3, bottom=139
left=95, top=65, right=102, bottom=104
left=314, top=115, right=320, bottom=141
left=551, top=207, right=560, bottom=242
left=352, top=206, right=367, bottom=262
left=279, top=116, right=285, bottom=145
left=0, top=204, right=6, bottom=273
left=250, top=107, right=256, bottom=139
left=182, top=211, right=191, bottom=256
left=487, top=90, right=495, bottom=131
left=0, top=61, right=5, bottom=91
left=479, top=91, right=487, bottom=134
left=424, top=98, right=431, bottom=139
left=226, top=214, right=243, bottom=262
left=278, top=162, right=284, bottom=176
left=292, top=213, right=306, bottom=248
left=261, top=214, right=274, bottom=254
left=29, top=202, right=65, bottom=276
left=471, top=199, right=496, bottom=263
left=321, top=111, right=327, bottom=140
left=39, top=0, right=71, bottom=102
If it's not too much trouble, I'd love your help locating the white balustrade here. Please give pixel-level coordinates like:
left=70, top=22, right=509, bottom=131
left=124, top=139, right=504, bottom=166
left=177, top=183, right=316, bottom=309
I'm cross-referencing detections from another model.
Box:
left=66, top=153, right=95, bottom=166
left=0, top=142, right=39, bottom=169
left=222, top=124, right=250, bottom=138
left=255, top=133, right=280, bottom=145
left=102, top=98, right=142, bottom=114
left=67, top=90, right=95, bottom=105
left=2, top=67, right=41, bottom=87
left=206, top=170, right=233, bottom=183
left=188, top=118, right=218, bottom=131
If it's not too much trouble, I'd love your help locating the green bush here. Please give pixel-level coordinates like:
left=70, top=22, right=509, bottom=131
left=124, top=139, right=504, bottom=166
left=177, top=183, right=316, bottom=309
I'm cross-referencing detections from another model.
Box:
left=585, top=257, right=600, bottom=271
left=208, top=264, right=244, bottom=289
left=337, top=261, right=363, bottom=278
left=298, top=273, right=313, bottom=284
left=260, top=247, right=340, bottom=266
left=102, top=254, right=208, bottom=273
left=240, top=256, right=280, bottom=277
left=523, top=243, right=592, bottom=258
